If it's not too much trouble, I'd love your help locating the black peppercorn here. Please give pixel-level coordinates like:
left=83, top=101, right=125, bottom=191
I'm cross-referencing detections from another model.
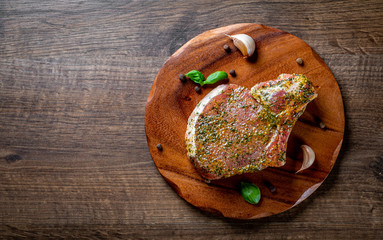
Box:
left=263, top=180, right=276, bottom=193
left=296, top=58, right=304, bottom=65
left=194, top=86, right=201, bottom=94
left=179, top=74, right=186, bottom=83
left=223, top=44, right=231, bottom=53
left=229, top=69, right=236, bottom=77
left=156, top=144, right=163, bottom=151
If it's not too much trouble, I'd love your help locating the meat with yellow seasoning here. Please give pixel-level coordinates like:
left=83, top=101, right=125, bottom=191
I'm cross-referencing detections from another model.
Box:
left=185, top=74, right=317, bottom=180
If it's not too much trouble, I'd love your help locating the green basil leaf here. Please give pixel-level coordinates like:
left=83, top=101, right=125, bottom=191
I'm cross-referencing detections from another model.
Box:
left=204, top=71, right=228, bottom=85
left=240, top=182, right=261, bottom=204
left=186, top=70, right=205, bottom=85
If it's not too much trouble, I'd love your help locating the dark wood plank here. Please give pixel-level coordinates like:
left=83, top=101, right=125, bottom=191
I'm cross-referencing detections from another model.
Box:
left=0, top=0, right=382, bottom=238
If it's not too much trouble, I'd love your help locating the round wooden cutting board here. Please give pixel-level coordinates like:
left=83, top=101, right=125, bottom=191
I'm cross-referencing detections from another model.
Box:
left=145, top=23, right=345, bottom=219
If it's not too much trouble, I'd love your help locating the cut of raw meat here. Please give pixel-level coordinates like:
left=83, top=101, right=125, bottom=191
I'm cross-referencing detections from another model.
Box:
left=185, top=74, right=317, bottom=180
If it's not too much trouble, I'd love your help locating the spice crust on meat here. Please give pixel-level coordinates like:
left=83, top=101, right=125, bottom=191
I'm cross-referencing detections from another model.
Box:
left=185, top=74, right=317, bottom=180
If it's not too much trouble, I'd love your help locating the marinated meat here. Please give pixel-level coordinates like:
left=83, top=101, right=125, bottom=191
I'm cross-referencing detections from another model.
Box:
left=185, top=74, right=317, bottom=180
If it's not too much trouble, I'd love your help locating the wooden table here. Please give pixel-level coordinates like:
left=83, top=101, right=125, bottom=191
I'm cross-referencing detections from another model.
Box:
left=1, top=0, right=382, bottom=238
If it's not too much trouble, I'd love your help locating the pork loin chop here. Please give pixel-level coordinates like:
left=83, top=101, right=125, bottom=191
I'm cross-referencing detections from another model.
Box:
left=185, top=74, right=317, bottom=180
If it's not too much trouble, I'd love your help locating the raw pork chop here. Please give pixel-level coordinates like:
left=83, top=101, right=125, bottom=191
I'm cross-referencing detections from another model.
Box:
left=185, top=74, right=317, bottom=180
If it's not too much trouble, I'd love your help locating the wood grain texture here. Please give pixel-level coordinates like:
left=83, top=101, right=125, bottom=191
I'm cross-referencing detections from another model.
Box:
left=145, top=23, right=345, bottom=219
left=0, top=0, right=382, bottom=238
